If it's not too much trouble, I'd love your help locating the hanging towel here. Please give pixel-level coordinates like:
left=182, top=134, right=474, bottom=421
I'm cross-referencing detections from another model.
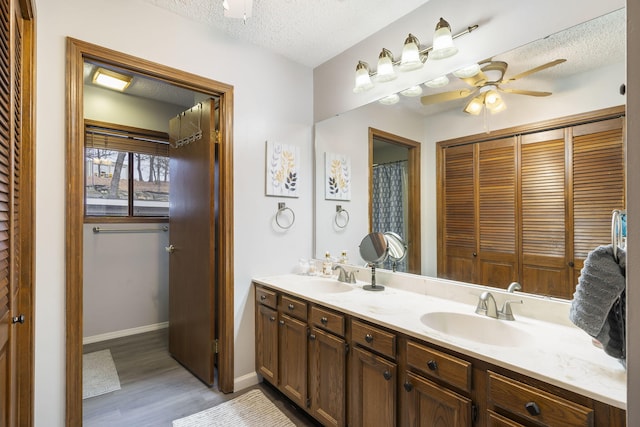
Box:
left=569, top=244, right=626, bottom=359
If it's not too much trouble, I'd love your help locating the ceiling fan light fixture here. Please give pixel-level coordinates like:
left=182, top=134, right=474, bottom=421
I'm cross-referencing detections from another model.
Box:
left=430, top=17, right=458, bottom=60
left=400, top=85, right=423, bottom=97
left=399, top=33, right=424, bottom=71
left=353, top=61, right=374, bottom=93
left=424, top=75, right=449, bottom=88
left=376, top=48, right=397, bottom=82
left=463, top=94, right=485, bottom=115
left=379, top=93, right=400, bottom=105
left=453, top=63, right=481, bottom=78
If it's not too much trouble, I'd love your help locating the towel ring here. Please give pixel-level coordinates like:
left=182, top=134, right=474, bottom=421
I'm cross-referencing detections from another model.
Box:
left=335, top=205, right=350, bottom=229
left=276, top=202, right=295, bottom=230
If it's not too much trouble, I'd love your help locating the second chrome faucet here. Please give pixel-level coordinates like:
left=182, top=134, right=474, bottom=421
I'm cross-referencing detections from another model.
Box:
left=475, top=291, right=523, bottom=321
left=332, top=265, right=356, bottom=284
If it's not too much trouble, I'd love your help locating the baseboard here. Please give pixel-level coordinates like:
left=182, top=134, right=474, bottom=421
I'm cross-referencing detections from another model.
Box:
left=83, top=322, right=169, bottom=345
left=234, top=371, right=260, bottom=391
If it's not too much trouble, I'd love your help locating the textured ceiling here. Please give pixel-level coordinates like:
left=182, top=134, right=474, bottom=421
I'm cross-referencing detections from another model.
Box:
left=143, top=0, right=431, bottom=68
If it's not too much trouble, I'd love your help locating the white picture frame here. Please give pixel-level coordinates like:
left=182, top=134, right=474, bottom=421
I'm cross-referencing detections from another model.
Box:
left=265, top=141, right=300, bottom=198
left=325, top=152, right=351, bottom=200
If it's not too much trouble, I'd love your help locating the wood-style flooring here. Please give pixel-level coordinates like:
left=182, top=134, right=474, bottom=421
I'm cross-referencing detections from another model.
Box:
left=82, top=328, right=320, bottom=426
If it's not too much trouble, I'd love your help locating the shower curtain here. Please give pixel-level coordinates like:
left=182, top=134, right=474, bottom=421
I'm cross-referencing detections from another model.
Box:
left=372, top=160, right=408, bottom=272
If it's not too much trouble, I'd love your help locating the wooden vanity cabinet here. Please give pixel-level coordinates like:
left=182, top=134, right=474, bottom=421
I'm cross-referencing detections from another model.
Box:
left=349, top=319, right=398, bottom=427
left=309, top=306, right=347, bottom=427
left=402, top=339, right=473, bottom=427
left=255, top=287, right=278, bottom=383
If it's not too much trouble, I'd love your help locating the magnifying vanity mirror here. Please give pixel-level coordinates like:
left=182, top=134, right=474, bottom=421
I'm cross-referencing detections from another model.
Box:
left=384, top=231, right=407, bottom=272
left=359, top=232, right=388, bottom=291
left=315, top=7, right=626, bottom=301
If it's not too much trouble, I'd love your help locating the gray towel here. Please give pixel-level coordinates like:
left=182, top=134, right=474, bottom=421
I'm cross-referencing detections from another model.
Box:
left=569, top=244, right=626, bottom=359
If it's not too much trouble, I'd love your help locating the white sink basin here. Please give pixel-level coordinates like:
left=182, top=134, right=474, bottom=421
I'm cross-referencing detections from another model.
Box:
left=287, top=278, right=356, bottom=294
left=420, top=311, right=534, bottom=347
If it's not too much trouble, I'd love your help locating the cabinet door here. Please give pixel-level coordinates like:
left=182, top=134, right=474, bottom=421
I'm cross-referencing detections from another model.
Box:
left=404, top=372, right=471, bottom=427
left=571, top=118, right=625, bottom=285
left=520, top=129, right=569, bottom=298
left=256, top=304, right=278, bottom=384
left=439, top=144, right=477, bottom=282
left=279, top=313, right=308, bottom=408
left=350, top=346, right=397, bottom=427
left=309, top=327, right=346, bottom=427
left=478, top=138, right=518, bottom=287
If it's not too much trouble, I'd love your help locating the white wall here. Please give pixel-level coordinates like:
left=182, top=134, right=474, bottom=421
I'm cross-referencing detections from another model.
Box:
left=83, top=223, right=170, bottom=339
left=35, top=0, right=313, bottom=425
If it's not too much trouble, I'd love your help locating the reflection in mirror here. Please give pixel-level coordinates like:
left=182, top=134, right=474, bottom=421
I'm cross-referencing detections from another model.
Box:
left=359, top=232, right=388, bottom=291
left=314, top=9, right=625, bottom=301
left=384, top=231, right=407, bottom=272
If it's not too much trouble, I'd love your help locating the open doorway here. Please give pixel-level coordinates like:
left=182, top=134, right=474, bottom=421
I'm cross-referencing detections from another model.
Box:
left=66, top=38, right=235, bottom=425
left=369, top=128, right=421, bottom=274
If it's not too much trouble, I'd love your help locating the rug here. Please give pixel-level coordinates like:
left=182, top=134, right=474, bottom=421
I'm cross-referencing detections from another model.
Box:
left=82, top=349, right=121, bottom=399
left=172, top=389, right=295, bottom=427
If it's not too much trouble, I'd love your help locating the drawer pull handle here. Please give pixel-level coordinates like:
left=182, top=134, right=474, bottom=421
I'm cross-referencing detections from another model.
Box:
left=260, top=295, right=267, bottom=300
left=321, top=317, right=328, bottom=324
left=383, top=370, right=392, bottom=381
left=427, top=360, right=438, bottom=371
left=288, top=303, right=295, bottom=310
left=403, top=381, right=413, bottom=392
left=365, top=334, right=374, bottom=343
left=269, top=316, right=276, bottom=322
left=525, top=401, right=541, bottom=416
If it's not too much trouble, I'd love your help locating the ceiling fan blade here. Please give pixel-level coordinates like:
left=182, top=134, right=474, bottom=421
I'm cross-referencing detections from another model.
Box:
left=420, top=89, right=476, bottom=105
left=501, top=59, right=567, bottom=83
left=499, top=87, right=552, bottom=97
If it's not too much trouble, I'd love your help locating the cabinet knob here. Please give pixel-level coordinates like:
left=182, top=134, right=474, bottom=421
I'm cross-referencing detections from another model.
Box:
left=279, top=320, right=285, bottom=326
left=260, top=295, right=267, bottom=301
left=269, top=316, right=276, bottom=322
left=320, top=316, right=328, bottom=324
left=427, top=360, right=438, bottom=371
left=309, top=334, right=316, bottom=341
left=403, top=381, right=413, bottom=392
left=568, top=261, right=575, bottom=267
left=12, top=314, right=25, bottom=324
left=525, top=401, right=541, bottom=416
left=383, top=370, right=392, bottom=381
left=365, top=334, right=374, bottom=343
left=472, top=252, right=477, bottom=257
left=288, top=303, right=295, bottom=310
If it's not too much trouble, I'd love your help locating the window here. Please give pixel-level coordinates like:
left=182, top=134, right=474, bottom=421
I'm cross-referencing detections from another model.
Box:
left=85, top=120, right=170, bottom=218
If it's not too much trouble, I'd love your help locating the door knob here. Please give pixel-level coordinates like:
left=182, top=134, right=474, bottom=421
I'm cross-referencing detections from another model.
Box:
left=165, top=244, right=176, bottom=253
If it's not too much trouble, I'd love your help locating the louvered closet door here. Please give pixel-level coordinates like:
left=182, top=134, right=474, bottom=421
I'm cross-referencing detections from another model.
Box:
left=477, top=137, right=518, bottom=287
left=571, top=118, right=625, bottom=286
left=520, top=129, right=569, bottom=298
left=440, top=144, right=477, bottom=283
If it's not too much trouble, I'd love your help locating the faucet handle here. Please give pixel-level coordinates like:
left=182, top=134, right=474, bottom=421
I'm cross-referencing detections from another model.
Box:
left=475, top=298, right=487, bottom=316
left=499, top=299, right=523, bottom=321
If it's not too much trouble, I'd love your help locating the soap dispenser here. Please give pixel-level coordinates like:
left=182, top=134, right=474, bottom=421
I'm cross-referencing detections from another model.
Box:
left=322, top=251, right=333, bottom=276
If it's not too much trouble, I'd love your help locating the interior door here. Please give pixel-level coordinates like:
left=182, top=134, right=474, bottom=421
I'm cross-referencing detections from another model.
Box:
left=168, top=98, right=218, bottom=386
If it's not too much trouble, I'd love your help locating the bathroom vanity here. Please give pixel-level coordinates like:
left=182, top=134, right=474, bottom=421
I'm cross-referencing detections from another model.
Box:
left=253, top=272, right=626, bottom=427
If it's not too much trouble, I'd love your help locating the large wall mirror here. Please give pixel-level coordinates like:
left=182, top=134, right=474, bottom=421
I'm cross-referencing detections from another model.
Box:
left=313, top=7, right=625, bottom=300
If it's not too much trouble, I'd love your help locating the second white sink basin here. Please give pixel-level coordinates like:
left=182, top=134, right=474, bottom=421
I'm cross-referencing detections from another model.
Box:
left=420, top=311, right=534, bottom=347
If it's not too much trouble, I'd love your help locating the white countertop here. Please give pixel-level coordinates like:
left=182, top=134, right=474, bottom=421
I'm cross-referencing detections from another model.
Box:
left=253, top=272, right=627, bottom=410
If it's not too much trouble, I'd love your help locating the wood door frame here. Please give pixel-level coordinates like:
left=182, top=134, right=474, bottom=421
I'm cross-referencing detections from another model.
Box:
left=368, top=127, right=421, bottom=274
left=65, top=38, right=235, bottom=426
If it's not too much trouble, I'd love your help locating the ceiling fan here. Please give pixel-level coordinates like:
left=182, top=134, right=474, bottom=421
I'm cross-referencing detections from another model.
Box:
left=420, top=58, right=567, bottom=115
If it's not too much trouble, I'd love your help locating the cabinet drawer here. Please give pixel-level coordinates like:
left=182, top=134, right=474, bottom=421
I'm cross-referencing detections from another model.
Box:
left=280, top=295, right=307, bottom=321
left=255, top=286, right=277, bottom=310
left=488, top=371, right=593, bottom=427
left=406, top=340, right=472, bottom=393
left=487, top=410, right=526, bottom=427
left=310, top=306, right=345, bottom=337
left=351, top=319, right=396, bottom=359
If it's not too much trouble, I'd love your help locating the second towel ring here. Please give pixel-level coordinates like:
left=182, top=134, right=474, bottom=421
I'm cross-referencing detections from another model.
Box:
left=335, top=205, right=350, bottom=229
left=276, top=202, right=295, bottom=229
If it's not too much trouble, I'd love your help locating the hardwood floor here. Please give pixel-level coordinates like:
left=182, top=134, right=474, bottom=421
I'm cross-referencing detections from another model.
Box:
left=82, top=329, right=320, bottom=426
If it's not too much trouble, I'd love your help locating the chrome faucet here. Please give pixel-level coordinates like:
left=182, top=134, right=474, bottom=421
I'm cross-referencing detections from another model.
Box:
left=507, top=282, right=522, bottom=293
left=475, top=291, right=499, bottom=318
left=476, top=291, right=523, bottom=321
left=332, top=265, right=356, bottom=284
